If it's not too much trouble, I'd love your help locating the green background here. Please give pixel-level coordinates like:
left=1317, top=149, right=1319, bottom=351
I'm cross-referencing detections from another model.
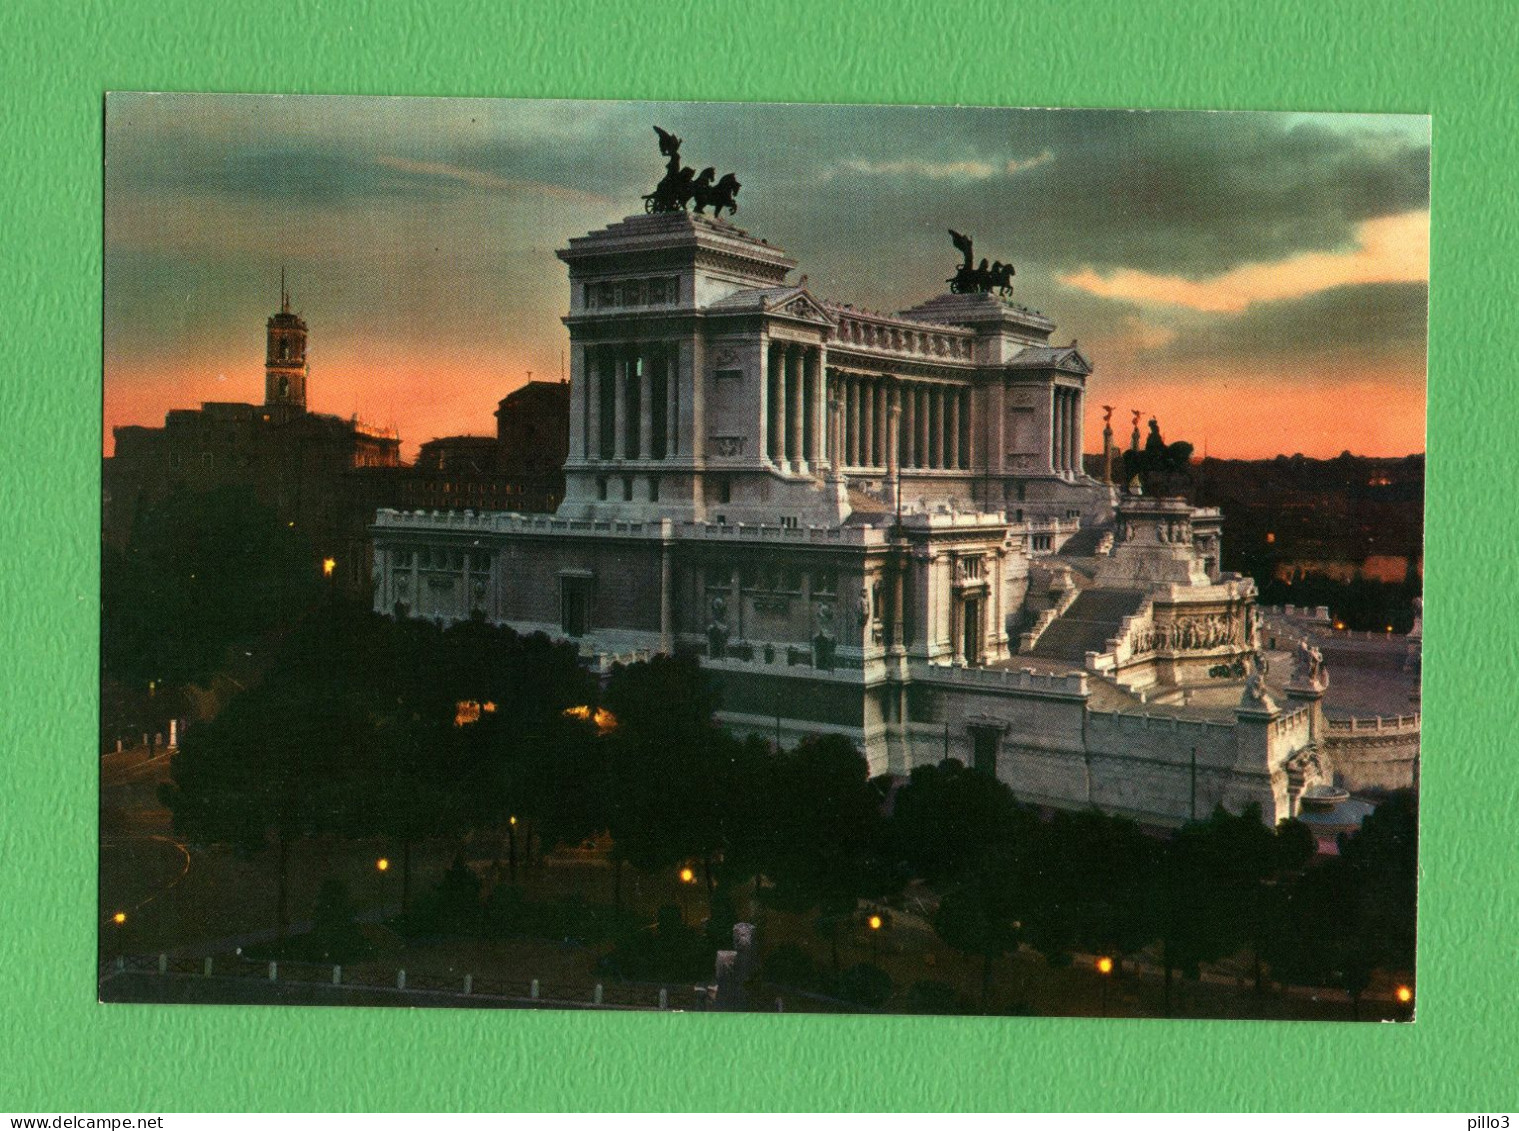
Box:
left=1, top=0, right=1513, bottom=1112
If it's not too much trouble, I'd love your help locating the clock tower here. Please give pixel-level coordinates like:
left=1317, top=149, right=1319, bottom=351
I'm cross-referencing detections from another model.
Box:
left=264, top=269, right=308, bottom=419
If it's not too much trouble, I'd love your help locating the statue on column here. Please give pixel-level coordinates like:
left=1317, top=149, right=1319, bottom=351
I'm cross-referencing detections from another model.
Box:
left=947, top=230, right=1015, bottom=295
left=644, top=127, right=740, bottom=217
left=1241, top=649, right=1277, bottom=710
left=1290, top=638, right=1328, bottom=690
left=707, top=596, right=731, bottom=659
left=812, top=602, right=836, bottom=671
left=1101, top=404, right=1115, bottom=483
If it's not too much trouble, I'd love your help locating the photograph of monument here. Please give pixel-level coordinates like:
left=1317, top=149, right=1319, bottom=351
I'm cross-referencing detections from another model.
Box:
left=101, top=96, right=1425, bottom=1019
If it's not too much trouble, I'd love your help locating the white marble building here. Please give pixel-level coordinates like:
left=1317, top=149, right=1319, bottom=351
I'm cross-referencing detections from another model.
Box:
left=372, top=209, right=1413, bottom=827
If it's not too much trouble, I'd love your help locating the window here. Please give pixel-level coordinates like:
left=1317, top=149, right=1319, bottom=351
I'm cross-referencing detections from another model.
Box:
left=717, top=478, right=732, bottom=504
left=1066, top=509, right=1080, bottom=520
left=648, top=476, right=660, bottom=502
left=970, top=726, right=1001, bottom=776
left=597, top=477, right=608, bottom=501
left=1032, top=534, right=1052, bottom=552
left=779, top=515, right=798, bottom=529
left=623, top=476, right=634, bottom=501
left=560, top=576, right=592, bottom=638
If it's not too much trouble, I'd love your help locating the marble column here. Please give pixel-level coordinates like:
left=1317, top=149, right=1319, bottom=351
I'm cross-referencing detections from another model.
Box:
left=844, top=377, right=856, bottom=467
left=862, top=380, right=874, bottom=467
left=788, top=347, right=805, bottom=472
left=875, top=379, right=889, bottom=469
left=637, top=351, right=652, bottom=461
left=770, top=345, right=785, bottom=467
left=948, top=389, right=961, bottom=471
left=828, top=387, right=843, bottom=472
left=612, top=353, right=627, bottom=460
left=1070, top=388, right=1081, bottom=475
left=923, top=384, right=935, bottom=464
left=809, top=349, right=825, bottom=469
left=1051, top=389, right=1061, bottom=472
left=586, top=347, right=602, bottom=461
left=666, top=350, right=678, bottom=459
left=961, top=389, right=972, bottom=469
left=917, top=387, right=929, bottom=469
left=902, top=382, right=916, bottom=468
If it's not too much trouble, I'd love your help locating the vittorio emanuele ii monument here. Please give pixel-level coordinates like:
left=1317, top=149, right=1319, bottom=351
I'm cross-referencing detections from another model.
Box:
left=371, top=128, right=1418, bottom=828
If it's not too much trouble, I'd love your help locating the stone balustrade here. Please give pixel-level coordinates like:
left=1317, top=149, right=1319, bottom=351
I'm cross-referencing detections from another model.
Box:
left=1326, top=713, right=1421, bottom=734
left=912, top=662, right=1089, bottom=698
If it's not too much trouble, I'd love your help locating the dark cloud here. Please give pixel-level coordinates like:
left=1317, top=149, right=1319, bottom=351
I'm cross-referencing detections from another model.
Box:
left=1147, top=281, right=1428, bottom=369
left=777, top=110, right=1429, bottom=278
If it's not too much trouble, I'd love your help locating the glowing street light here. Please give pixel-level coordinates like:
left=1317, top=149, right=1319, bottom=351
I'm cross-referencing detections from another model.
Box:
left=679, top=866, right=696, bottom=885
left=111, top=911, right=127, bottom=925
left=866, top=912, right=885, bottom=965
left=376, top=857, right=390, bottom=872
left=1396, top=984, right=1412, bottom=1003
left=322, top=557, right=336, bottom=578
left=1096, top=955, right=1114, bottom=1016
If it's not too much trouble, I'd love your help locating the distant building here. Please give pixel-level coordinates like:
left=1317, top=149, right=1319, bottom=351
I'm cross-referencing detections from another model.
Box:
left=400, top=381, right=569, bottom=513
left=104, top=285, right=570, bottom=595
left=104, top=282, right=401, bottom=591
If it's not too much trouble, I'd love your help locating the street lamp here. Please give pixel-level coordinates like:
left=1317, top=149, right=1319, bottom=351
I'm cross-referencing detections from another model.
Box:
left=112, top=911, right=127, bottom=925
left=322, top=557, right=336, bottom=578
left=867, top=912, right=884, bottom=965
left=1096, top=955, right=1114, bottom=1017
left=678, top=865, right=697, bottom=924
left=1396, top=983, right=1413, bottom=1019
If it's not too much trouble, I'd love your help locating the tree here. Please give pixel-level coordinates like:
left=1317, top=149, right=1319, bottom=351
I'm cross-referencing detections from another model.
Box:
left=933, top=850, right=1022, bottom=1007
left=1015, top=809, right=1158, bottom=968
left=600, top=656, right=765, bottom=914
left=1264, top=793, right=1418, bottom=1015
left=307, top=878, right=369, bottom=962
left=889, top=758, right=1032, bottom=889
left=759, top=735, right=898, bottom=970
left=103, top=486, right=320, bottom=688
left=161, top=668, right=365, bottom=937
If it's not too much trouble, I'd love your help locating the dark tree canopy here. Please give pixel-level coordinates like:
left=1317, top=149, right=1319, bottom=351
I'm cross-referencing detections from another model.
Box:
left=103, top=486, right=321, bottom=686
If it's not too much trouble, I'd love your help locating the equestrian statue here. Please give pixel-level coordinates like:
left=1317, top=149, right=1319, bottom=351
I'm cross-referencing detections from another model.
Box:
left=643, top=126, right=741, bottom=218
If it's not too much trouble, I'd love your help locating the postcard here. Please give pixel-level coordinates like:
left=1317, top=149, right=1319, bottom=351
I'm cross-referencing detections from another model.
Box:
left=101, top=95, right=1425, bottom=1020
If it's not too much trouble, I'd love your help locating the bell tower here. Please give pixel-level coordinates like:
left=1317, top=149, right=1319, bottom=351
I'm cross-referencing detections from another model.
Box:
left=264, top=268, right=308, bottom=418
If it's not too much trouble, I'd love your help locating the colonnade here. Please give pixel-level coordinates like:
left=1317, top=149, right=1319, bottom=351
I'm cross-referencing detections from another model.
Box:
left=1051, top=385, right=1082, bottom=476
left=584, top=344, right=679, bottom=462
left=833, top=373, right=971, bottom=471
left=765, top=342, right=826, bottom=473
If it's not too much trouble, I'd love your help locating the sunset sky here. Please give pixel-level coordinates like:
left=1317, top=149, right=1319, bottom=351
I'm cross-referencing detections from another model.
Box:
left=104, top=96, right=1428, bottom=460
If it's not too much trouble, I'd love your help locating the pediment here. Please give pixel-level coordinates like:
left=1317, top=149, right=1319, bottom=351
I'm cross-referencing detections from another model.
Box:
left=1061, top=348, right=1093, bottom=375
left=770, top=289, right=834, bottom=324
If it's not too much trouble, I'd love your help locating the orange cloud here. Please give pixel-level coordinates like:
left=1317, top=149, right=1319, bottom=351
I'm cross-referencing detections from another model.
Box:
left=1060, top=210, right=1430, bottom=313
